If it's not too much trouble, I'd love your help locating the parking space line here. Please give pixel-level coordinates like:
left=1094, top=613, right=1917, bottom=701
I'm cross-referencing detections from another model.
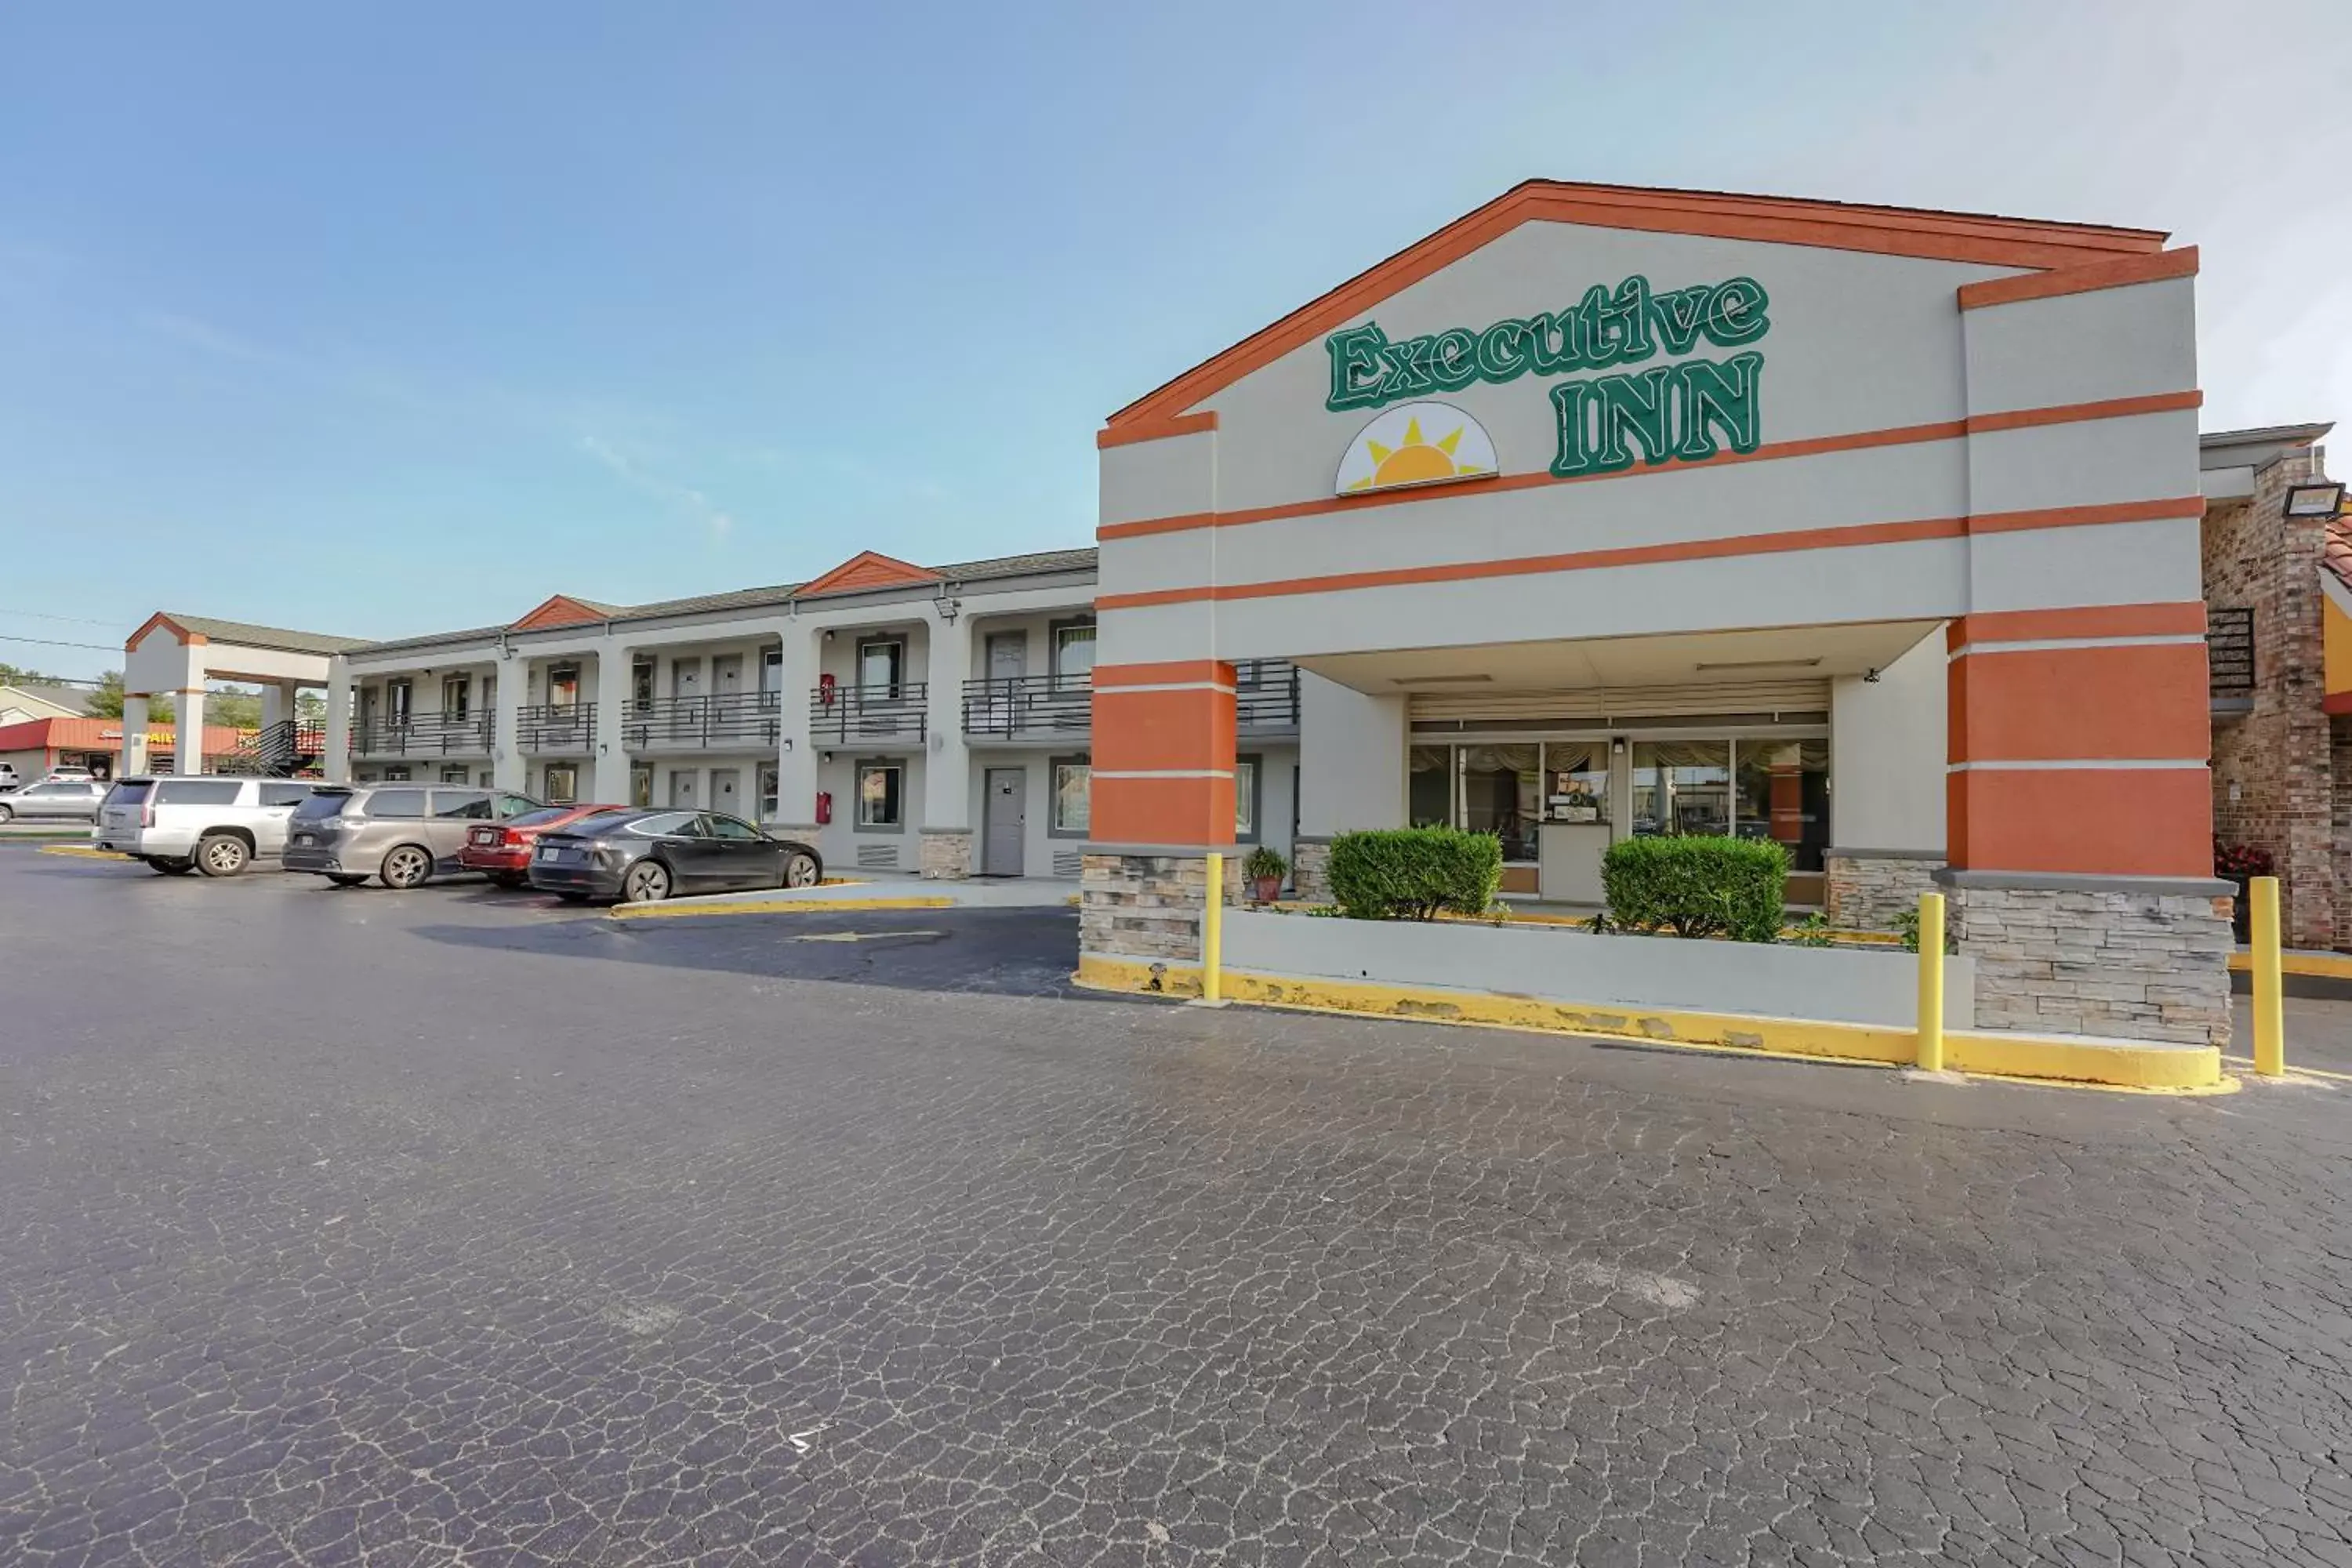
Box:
left=608, top=895, right=957, bottom=922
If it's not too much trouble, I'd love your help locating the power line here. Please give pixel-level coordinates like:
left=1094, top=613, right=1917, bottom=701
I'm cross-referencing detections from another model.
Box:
left=0, top=632, right=118, bottom=652
left=0, top=607, right=120, bottom=627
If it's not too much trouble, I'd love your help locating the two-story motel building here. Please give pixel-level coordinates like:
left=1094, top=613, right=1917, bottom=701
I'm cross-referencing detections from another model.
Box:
left=315, top=546, right=1301, bottom=883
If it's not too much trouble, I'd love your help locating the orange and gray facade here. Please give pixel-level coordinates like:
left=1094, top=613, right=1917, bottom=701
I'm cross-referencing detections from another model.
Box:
left=1083, top=182, right=2230, bottom=1044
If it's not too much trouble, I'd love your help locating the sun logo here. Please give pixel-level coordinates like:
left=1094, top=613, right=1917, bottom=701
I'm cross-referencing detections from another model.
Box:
left=1334, top=401, right=1498, bottom=495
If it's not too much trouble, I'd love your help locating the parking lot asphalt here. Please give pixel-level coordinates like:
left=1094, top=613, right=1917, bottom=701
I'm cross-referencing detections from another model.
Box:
left=3, top=845, right=2350, bottom=1566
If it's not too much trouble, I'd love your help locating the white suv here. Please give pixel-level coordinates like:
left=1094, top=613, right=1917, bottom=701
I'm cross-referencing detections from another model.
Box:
left=94, top=776, right=316, bottom=877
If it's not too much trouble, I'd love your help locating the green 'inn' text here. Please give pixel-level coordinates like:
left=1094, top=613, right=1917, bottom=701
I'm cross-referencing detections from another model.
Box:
left=1324, top=274, right=1772, bottom=478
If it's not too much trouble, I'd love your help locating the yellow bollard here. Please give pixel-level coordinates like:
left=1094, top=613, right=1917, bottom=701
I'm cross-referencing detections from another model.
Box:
left=1200, top=851, right=1225, bottom=1004
left=1915, top=891, right=1946, bottom=1073
left=2251, top=874, right=2285, bottom=1076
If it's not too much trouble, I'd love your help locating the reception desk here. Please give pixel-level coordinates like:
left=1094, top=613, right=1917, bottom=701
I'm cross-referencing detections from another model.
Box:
left=1537, top=821, right=1612, bottom=904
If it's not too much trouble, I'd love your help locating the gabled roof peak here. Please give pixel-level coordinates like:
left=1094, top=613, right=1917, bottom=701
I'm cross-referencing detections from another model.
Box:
left=797, top=550, right=941, bottom=598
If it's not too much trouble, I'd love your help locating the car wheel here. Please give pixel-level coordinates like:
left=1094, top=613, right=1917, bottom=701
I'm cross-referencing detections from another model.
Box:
left=619, top=860, right=671, bottom=904
left=195, top=833, right=250, bottom=877
left=0, top=804, right=13, bottom=822
left=148, top=857, right=196, bottom=877
left=782, top=851, right=821, bottom=888
left=379, top=844, right=434, bottom=890
left=327, top=873, right=368, bottom=887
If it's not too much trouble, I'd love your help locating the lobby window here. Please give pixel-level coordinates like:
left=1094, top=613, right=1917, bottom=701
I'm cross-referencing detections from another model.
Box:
left=1632, top=741, right=1730, bottom=837
left=1458, top=744, right=1540, bottom=862
left=1733, top=738, right=1829, bottom=872
left=1234, top=754, right=1261, bottom=842
left=1051, top=757, right=1091, bottom=836
left=1409, top=746, right=1452, bottom=828
left=1543, top=741, right=1609, bottom=824
left=857, top=760, right=903, bottom=829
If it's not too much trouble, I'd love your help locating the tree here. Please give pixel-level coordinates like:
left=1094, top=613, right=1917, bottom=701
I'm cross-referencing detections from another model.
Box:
left=206, top=687, right=263, bottom=730
left=0, top=662, right=60, bottom=685
left=88, top=672, right=172, bottom=725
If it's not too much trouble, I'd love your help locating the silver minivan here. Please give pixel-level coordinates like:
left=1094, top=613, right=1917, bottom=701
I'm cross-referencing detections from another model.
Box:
left=283, top=784, right=544, bottom=889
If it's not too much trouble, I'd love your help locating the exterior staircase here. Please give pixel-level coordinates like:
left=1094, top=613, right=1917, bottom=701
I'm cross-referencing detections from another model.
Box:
left=213, top=720, right=325, bottom=777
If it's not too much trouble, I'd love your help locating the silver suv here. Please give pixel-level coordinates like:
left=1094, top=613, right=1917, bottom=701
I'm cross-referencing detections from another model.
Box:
left=284, top=784, right=543, bottom=889
left=94, top=776, right=314, bottom=876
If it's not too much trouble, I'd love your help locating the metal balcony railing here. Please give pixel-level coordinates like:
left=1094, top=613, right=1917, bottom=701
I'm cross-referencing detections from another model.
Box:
left=1235, top=659, right=1300, bottom=730
left=517, top=703, right=597, bottom=753
left=960, top=674, right=1091, bottom=739
left=809, top=681, right=927, bottom=745
left=2208, top=608, right=2254, bottom=695
left=353, top=713, right=492, bottom=756
left=622, top=691, right=784, bottom=750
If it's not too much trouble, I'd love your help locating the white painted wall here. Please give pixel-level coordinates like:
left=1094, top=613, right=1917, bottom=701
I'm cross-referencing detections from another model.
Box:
left=1829, top=628, right=1946, bottom=854
left=1298, top=673, right=1406, bottom=835
left=1222, top=909, right=1976, bottom=1030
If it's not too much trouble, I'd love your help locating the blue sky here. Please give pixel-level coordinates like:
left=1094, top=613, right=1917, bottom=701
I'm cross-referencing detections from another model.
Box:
left=3, top=0, right=2348, bottom=681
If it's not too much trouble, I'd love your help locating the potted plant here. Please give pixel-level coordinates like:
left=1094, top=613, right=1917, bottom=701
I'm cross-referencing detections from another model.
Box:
left=2214, top=839, right=2274, bottom=942
left=1243, top=844, right=1288, bottom=904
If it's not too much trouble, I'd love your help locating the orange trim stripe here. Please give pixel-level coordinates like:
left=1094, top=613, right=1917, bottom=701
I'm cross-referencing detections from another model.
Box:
left=1951, top=602, right=2207, bottom=647
left=1093, top=660, right=1236, bottom=688
left=1093, top=688, right=1238, bottom=772
left=1107, top=181, right=2166, bottom=432
left=1099, top=394, right=2199, bottom=543
left=1964, top=389, right=2201, bottom=434
left=1097, top=412, right=1218, bottom=449
left=1957, top=247, right=2199, bottom=310
left=1965, top=495, right=2204, bottom=535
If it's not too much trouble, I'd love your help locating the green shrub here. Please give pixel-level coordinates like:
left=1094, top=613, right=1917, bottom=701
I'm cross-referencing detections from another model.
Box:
left=1326, top=827, right=1503, bottom=920
left=1242, top=844, right=1288, bottom=884
left=1602, top=834, right=1789, bottom=942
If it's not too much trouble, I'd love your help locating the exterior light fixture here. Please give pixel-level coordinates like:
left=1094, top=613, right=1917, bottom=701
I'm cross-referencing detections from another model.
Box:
left=934, top=593, right=961, bottom=623
left=781, top=737, right=793, bottom=753
left=2285, top=481, right=2346, bottom=518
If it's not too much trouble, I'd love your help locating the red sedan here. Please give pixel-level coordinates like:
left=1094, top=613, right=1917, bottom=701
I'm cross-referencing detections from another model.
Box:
left=461, top=804, right=626, bottom=887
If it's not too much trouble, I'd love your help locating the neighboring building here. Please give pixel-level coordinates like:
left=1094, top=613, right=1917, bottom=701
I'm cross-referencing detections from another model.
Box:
left=314, top=547, right=1299, bottom=881
left=0, top=682, right=97, bottom=728
left=2200, top=423, right=2347, bottom=949
left=1083, top=180, right=2227, bottom=1045
left=1, top=717, right=248, bottom=782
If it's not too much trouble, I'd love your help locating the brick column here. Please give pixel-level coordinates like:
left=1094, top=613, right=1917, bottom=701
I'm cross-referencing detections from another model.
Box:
left=1078, top=660, right=1237, bottom=973
left=1940, top=604, right=2232, bottom=1045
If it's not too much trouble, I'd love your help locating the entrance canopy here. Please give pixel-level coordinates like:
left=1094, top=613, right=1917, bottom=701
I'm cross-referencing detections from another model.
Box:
left=121, top=612, right=370, bottom=775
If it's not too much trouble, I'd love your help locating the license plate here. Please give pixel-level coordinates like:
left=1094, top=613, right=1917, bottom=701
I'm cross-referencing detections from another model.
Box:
left=293, top=833, right=314, bottom=847
left=470, top=828, right=498, bottom=845
left=539, top=846, right=570, bottom=862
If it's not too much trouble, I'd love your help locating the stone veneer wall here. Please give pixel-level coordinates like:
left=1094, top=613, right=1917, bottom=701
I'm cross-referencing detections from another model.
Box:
left=919, top=829, right=972, bottom=880
left=1291, top=838, right=1332, bottom=904
left=1947, top=882, right=2232, bottom=1047
left=1080, top=852, right=1249, bottom=961
left=1824, top=851, right=1944, bottom=931
left=2204, top=449, right=2337, bottom=949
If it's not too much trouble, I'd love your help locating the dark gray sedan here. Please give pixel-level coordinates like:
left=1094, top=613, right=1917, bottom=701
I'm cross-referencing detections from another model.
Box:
left=0, top=779, right=108, bottom=823
left=526, top=808, right=822, bottom=904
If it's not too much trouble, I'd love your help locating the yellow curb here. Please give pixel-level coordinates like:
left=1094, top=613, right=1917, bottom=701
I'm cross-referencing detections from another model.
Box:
left=608, top=895, right=956, bottom=922
left=2228, top=946, right=2352, bottom=980
left=1073, top=955, right=2222, bottom=1092
left=38, top=844, right=130, bottom=861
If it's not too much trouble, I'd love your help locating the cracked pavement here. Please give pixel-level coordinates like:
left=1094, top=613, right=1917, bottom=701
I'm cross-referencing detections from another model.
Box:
left=2, top=848, right=2350, bottom=1566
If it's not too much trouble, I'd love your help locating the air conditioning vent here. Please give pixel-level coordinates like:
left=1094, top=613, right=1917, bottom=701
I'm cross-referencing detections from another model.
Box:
left=1052, top=849, right=1083, bottom=877
left=856, top=843, right=900, bottom=869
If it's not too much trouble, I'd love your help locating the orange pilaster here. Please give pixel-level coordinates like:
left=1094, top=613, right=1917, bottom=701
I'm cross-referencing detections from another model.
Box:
left=1089, top=661, right=1239, bottom=847
left=1946, top=608, right=2214, bottom=878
